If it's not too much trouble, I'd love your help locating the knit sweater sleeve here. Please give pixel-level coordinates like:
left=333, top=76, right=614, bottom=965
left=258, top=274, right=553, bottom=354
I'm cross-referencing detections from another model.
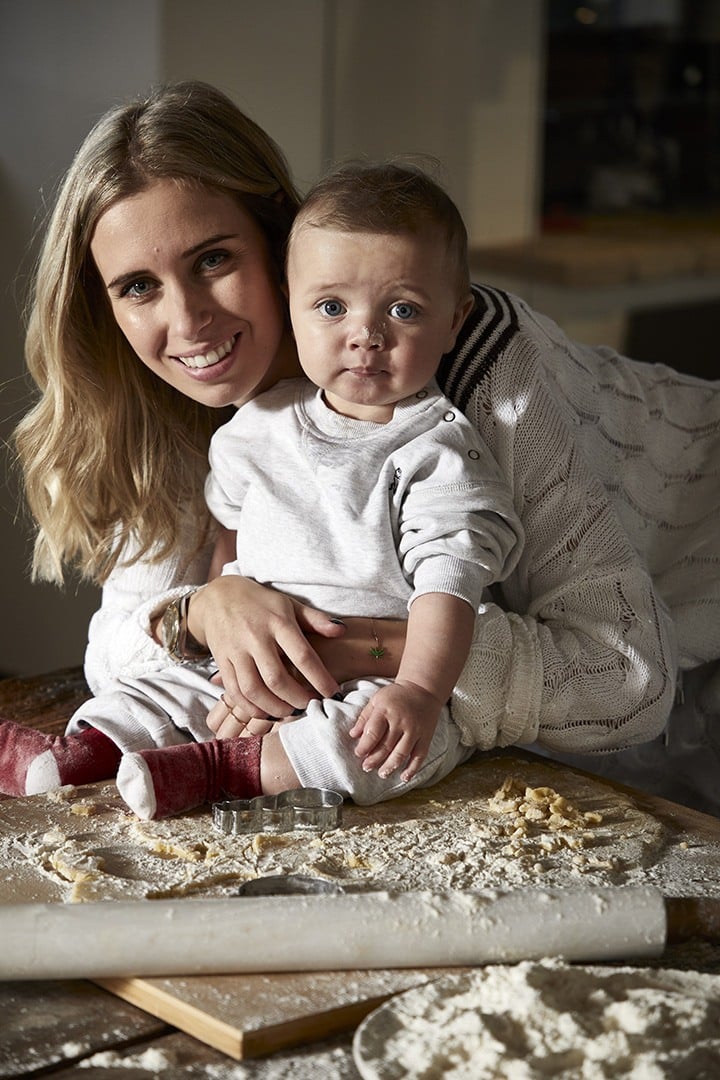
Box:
left=82, top=530, right=214, bottom=695
left=439, top=287, right=678, bottom=754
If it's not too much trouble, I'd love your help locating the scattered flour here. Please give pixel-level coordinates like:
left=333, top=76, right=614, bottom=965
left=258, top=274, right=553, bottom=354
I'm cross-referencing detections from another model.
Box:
left=2, top=756, right=720, bottom=1077
left=352, top=959, right=720, bottom=1079
left=78, top=1046, right=171, bottom=1071
left=74, top=1039, right=360, bottom=1078
left=61, top=1040, right=87, bottom=1057
left=0, top=755, right=718, bottom=905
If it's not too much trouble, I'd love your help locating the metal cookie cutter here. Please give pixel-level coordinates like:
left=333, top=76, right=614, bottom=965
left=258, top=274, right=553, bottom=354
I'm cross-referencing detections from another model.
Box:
left=236, top=875, right=352, bottom=896
left=235, top=874, right=399, bottom=897
left=212, top=787, right=343, bottom=835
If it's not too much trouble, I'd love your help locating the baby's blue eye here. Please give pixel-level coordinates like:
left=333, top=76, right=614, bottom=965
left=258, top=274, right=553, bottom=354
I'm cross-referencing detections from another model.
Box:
left=389, top=302, right=417, bottom=320
left=319, top=300, right=346, bottom=317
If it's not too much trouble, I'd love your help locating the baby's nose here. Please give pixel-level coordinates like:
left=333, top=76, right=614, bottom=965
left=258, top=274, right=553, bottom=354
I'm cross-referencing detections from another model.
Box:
left=349, top=324, right=385, bottom=349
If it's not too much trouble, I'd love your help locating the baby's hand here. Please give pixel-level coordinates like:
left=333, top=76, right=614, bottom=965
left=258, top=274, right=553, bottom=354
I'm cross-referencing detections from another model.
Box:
left=348, top=681, right=441, bottom=782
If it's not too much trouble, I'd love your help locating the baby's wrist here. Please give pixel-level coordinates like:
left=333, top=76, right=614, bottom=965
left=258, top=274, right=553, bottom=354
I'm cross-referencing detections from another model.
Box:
left=393, top=677, right=443, bottom=705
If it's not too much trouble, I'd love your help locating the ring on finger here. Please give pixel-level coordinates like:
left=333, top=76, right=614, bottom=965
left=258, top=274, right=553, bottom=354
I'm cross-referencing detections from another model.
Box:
left=221, top=694, right=248, bottom=726
left=221, top=694, right=282, bottom=731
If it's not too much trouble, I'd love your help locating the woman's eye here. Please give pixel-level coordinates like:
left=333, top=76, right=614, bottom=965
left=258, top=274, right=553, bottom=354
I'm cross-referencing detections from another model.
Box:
left=389, top=302, right=417, bottom=320
left=199, top=250, right=226, bottom=271
left=121, top=279, right=153, bottom=299
left=319, top=299, right=346, bottom=318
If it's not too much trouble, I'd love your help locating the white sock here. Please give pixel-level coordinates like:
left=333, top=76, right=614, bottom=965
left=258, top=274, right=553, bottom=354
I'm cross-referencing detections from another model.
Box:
left=115, top=753, right=157, bottom=820
left=24, top=750, right=62, bottom=796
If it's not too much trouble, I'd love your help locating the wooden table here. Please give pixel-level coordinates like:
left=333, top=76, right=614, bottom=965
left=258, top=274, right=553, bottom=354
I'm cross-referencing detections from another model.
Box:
left=1, top=979, right=361, bottom=1078
left=2, top=668, right=720, bottom=1078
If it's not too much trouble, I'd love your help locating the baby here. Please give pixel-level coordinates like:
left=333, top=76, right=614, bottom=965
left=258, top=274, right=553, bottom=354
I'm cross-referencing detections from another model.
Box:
left=116, top=161, right=523, bottom=818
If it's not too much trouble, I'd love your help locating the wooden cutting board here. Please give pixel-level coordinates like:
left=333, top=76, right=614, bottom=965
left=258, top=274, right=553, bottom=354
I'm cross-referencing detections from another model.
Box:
left=95, top=967, right=464, bottom=1060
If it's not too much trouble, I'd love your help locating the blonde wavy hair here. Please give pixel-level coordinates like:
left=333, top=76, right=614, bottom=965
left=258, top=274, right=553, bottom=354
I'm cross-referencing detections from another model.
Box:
left=15, top=81, right=300, bottom=585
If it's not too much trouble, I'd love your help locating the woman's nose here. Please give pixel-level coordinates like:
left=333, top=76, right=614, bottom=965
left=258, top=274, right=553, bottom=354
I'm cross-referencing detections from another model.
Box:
left=164, top=283, right=212, bottom=339
left=348, top=323, right=386, bottom=350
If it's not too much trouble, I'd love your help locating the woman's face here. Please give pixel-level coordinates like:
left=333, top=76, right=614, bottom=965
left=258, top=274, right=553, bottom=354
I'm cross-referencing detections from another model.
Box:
left=90, top=179, right=291, bottom=409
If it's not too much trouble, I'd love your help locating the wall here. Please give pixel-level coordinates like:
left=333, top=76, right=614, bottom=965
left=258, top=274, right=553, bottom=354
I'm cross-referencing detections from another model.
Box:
left=0, top=0, right=543, bottom=676
left=0, top=0, right=162, bottom=677
left=330, top=0, right=544, bottom=245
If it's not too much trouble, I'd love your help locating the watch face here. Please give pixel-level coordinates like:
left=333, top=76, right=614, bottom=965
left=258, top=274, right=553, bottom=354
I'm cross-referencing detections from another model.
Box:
left=162, top=602, right=180, bottom=652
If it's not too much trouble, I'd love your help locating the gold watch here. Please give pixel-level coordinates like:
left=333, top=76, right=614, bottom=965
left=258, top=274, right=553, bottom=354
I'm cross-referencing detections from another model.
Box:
left=160, top=590, right=211, bottom=664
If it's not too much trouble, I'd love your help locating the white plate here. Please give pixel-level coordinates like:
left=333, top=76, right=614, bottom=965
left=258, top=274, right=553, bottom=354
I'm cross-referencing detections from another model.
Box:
left=352, top=959, right=720, bottom=1079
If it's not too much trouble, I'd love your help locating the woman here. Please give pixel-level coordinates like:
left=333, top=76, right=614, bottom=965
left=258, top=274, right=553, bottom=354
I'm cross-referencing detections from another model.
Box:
left=6, top=81, right=720, bottom=813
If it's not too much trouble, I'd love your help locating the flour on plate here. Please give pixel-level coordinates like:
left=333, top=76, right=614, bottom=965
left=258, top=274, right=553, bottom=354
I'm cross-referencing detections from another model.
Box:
left=352, top=959, right=720, bottom=1079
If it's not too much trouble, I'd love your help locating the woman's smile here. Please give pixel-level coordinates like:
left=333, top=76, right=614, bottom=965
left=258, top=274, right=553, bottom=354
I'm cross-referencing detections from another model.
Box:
left=175, top=334, right=237, bottom=370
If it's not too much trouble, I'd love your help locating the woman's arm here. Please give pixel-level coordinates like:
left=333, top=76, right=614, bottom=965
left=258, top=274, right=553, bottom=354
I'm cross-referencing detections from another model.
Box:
left=307, top=616, right=404, bottom=683
left=187, top=574, right=343, bottom=718
left=440, top=289, right=678, bottom=754
left=82, top=533, right=215, bottom=696
left=86, top=528, right=405, bottom=708
left=452, top=571, right=676, bottom=755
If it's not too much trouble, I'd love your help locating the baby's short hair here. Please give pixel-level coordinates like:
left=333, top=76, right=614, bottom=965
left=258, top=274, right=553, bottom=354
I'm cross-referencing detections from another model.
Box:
left=289, top=160, right=470, bottom=296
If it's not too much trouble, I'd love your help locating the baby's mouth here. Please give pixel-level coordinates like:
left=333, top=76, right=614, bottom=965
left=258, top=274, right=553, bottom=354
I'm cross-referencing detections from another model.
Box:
left=347, top=367, right=383, bottom=377
left=177, top=336, right=236, bottom=370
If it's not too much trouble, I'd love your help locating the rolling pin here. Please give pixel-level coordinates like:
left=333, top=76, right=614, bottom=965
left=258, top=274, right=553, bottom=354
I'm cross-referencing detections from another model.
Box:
left=4, top=886, right=715, bottom=980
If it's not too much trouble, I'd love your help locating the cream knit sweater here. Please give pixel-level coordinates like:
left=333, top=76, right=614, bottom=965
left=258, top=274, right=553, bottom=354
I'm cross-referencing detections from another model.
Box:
left=82, top=285, right=720, bottom=757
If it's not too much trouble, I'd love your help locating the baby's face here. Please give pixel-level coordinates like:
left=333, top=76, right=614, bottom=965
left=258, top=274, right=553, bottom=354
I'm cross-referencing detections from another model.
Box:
left=287, top=226, right=472, bottom=423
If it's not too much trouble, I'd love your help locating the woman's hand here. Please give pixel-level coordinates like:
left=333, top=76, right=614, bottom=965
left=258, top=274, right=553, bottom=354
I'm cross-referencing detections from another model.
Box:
left=206, top=694, right=284, bottom=740
left=188, top=575, right=344, bottom=722
left=206, top=616, right=409, bottom=738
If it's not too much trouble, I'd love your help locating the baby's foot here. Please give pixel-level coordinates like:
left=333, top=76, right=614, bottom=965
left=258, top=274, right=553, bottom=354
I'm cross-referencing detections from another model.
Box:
left=116, top=736, right=262, bottom=820
left=0, top=722, right=121, bottom=796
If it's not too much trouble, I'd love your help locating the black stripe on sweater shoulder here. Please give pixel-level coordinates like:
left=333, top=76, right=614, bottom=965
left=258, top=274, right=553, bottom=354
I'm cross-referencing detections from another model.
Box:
left=437, top=284, right=520, bottom=413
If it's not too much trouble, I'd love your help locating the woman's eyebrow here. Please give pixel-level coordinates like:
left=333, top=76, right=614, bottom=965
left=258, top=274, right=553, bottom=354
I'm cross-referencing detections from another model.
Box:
left=105, top=234, right=240, bottom=291
left=183, top=232, right=239, bottom=258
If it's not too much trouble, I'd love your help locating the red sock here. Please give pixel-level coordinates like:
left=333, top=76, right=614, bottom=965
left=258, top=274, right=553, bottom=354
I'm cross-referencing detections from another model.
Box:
left=0, top=722, right=122, bottom=797
left=115, top=737, right=263, bottom=820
